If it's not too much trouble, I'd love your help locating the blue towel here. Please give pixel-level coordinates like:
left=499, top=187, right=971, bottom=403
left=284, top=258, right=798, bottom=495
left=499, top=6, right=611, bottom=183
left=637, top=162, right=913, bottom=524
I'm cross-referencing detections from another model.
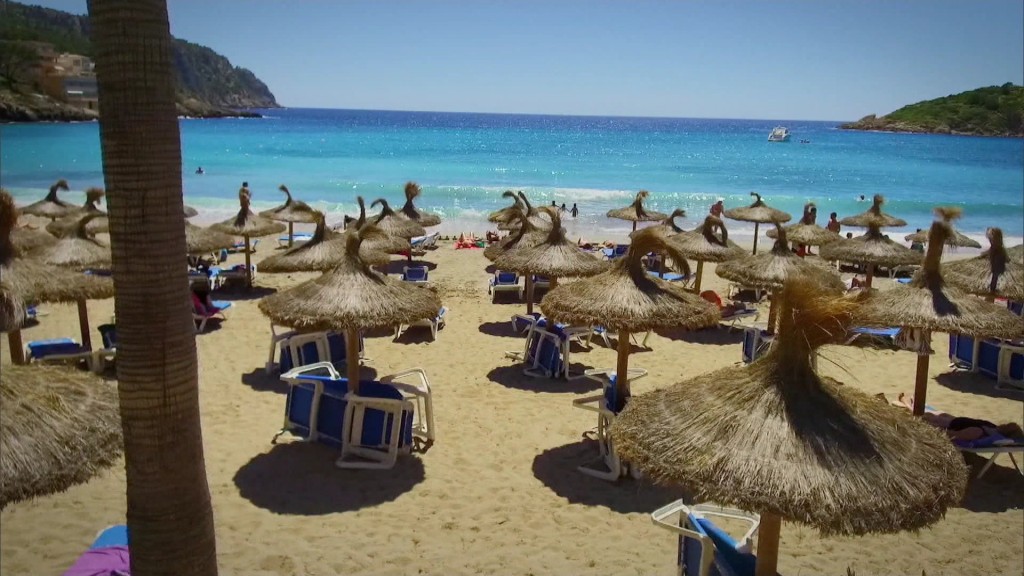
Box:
left=28, top=338, right=87, bottom=359
left=955, top=433, right=1020, bottom=449
left=89, top=525, right=129, bottom=550
left=695, top=518, right=759, bottom=576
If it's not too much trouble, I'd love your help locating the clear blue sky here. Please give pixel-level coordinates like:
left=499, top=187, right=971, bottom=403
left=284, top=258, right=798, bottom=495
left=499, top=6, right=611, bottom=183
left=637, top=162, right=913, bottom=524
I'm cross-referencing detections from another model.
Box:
left=29, top=0, right=1024, bottom=121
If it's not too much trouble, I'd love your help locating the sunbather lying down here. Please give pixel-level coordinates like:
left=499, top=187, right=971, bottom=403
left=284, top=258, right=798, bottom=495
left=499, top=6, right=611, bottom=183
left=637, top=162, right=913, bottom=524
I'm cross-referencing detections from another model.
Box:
left=888, top=393, right=1024, bottom=441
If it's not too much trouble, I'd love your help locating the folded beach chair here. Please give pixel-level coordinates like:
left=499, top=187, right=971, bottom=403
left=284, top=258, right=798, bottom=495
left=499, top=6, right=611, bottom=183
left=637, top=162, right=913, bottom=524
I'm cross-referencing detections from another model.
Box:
left=506, top=318, right=590, bottom=379
left=277, top=330, right=366, bottom=375
left=587, top=325, right=652, bottom=350
left=845, top=326, right=901, bottom=346
left=265, top=323, right=298, bottom=374
left=488, top=270, right=523, bottom=302
left=394, top=306, right=447, bottom=341
left=278, top=362, right=435, bottom=469
left=741, top=326, right=774, bottom=364
left=420, top=232, right=440, bottom=249
left=511, top=312, right=543, bottom=334
left=191, top=294, right=232, bottom=333
left=651, top=501, right=762, bottom=576
left=64, top=524, right=131, bottom=576
left=602, top=244, right=629, bottom=260
left=229, top=238, right=260, bottom=253
left=25, top=337, right=94, bottom=370
left=532, top=274, right=551, bottom=291
left=572, top=368, right=649, bottom=481
left=401, top=265, right=429, bottom=285
left=996, top=342, right=1024, bottom=391
left=948, top=334, right=1022, bottom=390
left=278, top=232, right=313, bottom=247
left=92, top=324, right=118, bottom=373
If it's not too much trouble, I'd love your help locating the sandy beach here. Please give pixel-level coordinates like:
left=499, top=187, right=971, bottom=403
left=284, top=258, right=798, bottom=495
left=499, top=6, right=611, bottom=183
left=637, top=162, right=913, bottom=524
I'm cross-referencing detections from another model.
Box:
left=2, top=229, right=1022, bottom=576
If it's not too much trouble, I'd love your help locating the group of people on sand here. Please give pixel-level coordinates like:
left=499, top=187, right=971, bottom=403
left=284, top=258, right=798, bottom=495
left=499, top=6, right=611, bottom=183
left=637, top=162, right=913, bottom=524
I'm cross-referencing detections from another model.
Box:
left=886, top=393, right=1024, bottom=442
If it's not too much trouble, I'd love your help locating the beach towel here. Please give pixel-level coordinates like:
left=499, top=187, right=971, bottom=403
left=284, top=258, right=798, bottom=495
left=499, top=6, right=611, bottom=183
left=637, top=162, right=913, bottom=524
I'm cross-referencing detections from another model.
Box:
left=954, top=433, right=1021, bottom=449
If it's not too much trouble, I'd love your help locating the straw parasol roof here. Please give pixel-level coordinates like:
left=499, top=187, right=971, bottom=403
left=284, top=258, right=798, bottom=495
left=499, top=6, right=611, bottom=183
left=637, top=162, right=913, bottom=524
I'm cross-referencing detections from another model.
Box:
left=211, top=188, right=287, bottom=238
left=669, top=216, right=746, bottom=263
left=45, top=188, right=108, bottom=236
left=259, top=213, right=390, bottom=272
left=541, top=227, right=718, bottom=333
left=487, top=190, right=524, bottom=225
left=819, top=222, right=923, bottom=277
left=630, top=208, right=687, bottom=239
left=610, top=278, right=967, bottom=553
left=716, top=226, right=846, bottom=293
left=1008, top=244, right=1024, bottom=264
left=10, top=227, right=57, bottom=253
left=484, top=208, right=548, bottom=262
left=1, top=282, right=26, bottom=333
left=400, top=181, right=442, bottom=227
left=943, top=228, right=1024, bottom=302
left=260, top=184, right=320, bottom=224
left=183, top=205, right=199, bottom=218
left=185, top=222, right=238, bottom=256
left=30, top=214, right=111, bottom=270
left=504, top=191, right=552, bottom=232
left=722, top=192, right=792, bottom=224
left=765, top=203, right=840, bottom=246
left=840, top=194, right=907, bottom=228
left=258, top=226, right=441, bottom=332
left=853, top=209, right=1023, bottom=416
left=494, top=208, right=608, bottom=279
left=1, top=364, right=123, bottom=509
left=606, top=190, right=668, bottom=228
left=365, top=198, right=426, bottom=239
left=904, top=228, right=981, bottom=249
left=16, top=179, right=83, bottom=221
left=348, top=196, right=410, bottom=255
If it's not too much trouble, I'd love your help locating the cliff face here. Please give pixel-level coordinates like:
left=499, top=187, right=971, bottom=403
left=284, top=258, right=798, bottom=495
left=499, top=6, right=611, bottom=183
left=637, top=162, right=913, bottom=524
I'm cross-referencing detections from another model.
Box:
left=0, top=0, right=279, bottom=121
left=841, top=84, right=1024, bottom=138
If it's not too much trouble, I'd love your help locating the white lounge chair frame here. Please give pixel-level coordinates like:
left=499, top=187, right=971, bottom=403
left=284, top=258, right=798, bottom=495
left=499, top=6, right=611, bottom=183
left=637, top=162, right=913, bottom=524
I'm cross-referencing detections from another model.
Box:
left=586, top=326, right=652, bottom=350
left=488, top=272, right=523, bottom=301
left=961, top=444, right=1023, bottom=478
left=996, top=343, right=1024, bottom=391
left=265, top=323, right=299, bottom=374
left=651, top=501, right=760, bottom=576
left=394, top=307, right=447, bottom=341
left=572, top=368, right=648, bottom=481
left=401, top=266, right=430, bottom=286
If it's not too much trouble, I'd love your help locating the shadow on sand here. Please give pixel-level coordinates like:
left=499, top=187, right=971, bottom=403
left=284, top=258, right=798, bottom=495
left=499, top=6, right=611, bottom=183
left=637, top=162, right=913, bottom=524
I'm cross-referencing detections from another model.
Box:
left=656, top=326, right=744, bottom=347
left=933, top=371, right=1024, bottom=402
left=234, top=442, right=424, bottom=514
left=486, top=364, right=600, bottom=394
left=959, top=459, right=1024, bottom=512
left=532, top=441, right=683, bottom=513
left=212, top=285, right=278, bottom=301
left=478, top=320, right=521, bottom=338
left=385, top=260, right=438, bottom=274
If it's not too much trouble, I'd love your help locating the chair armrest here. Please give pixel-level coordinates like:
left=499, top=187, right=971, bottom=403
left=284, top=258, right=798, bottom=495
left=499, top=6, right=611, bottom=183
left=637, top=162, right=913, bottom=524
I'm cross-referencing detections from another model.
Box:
left=380, top=367, right=432, bottom=396
left=583, top=367, right=649, bottom=383
left=571, top=393, right=609, bottom=413
left=281, top=361, right=341, bottom=380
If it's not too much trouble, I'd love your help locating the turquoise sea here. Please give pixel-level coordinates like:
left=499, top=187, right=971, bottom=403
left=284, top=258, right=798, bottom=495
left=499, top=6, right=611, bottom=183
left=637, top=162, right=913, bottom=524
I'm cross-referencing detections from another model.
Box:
left=2, top=108, right=1022, bottom=243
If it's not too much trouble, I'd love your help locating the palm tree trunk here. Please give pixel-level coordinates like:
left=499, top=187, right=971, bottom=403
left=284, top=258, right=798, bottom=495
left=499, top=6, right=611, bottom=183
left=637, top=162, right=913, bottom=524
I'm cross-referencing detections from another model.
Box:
left=89, top=1, right=218, bottom=574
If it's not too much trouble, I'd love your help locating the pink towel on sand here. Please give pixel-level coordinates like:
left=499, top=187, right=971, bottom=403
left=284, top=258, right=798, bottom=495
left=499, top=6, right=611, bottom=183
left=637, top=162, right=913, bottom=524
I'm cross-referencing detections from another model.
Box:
left=63, top=545, right=130, bottom=576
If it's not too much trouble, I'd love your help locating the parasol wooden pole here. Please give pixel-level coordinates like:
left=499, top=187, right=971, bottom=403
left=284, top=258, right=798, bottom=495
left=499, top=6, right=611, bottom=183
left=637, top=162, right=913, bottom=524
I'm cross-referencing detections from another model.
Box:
left=8, top=330, right=26, bottom=364
left=346, top=328, right=361, bottom=395
left=694, top=261, right=705, bottom=292
left=525, top=274, right=535, bottom=315
left=766, top=290, right=779, bottom=335
left=865, top=263, right=875, bottom=288
left=755, top=512, right=782, bottom=576
left=752, top=222, right=760, bottom=255
left=77, top=298, right=92, bottom=349
left=615, top=329, right=631, bottom=411
left=288, top=222, right=294, bottom=247
left=912, top=352, right=930, bottom=417
left=549, top=276, right=558, bottom=289
left=244, top=235, right=253, bottom=288
left=631, top=221, right=637, bottom=232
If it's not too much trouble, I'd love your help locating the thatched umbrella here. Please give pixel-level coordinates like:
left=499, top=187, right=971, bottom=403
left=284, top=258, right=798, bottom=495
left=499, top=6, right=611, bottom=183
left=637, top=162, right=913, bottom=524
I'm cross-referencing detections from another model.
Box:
left=606, top=190, right=668, bottom=232
left=1008, top=244, right=1024, bottom=264
left=1, top=191, right=114, bottom=363
left=46, top=188, right=109, bottom=237
left=185, top=222, right=237, bottom=256
left=630, top=208, right=687, bottom=239
left=400, top=181, right=442, bottom=228
left=942, top=228, right=1023, bottom=302
left=348, top=196, right=410, bottom=257
left=667, top=215, right=746, bottom=292
left=540, top=228, right=720, bottom=405
left=722, top=192, right=792, bottom=255
left=10, top=226, right=57, bottom=254
left=853, top=209, right=1024, bottom=416
left=765, top=202, right=841, bottom=249
left=260, top=184, right=320, bottom=247
left=818, top=222, right=923, bottom=288
left=484, top=208, right=547, bottom=262
left=210, top=188, right=286, bottom=287
left=904, top=228, right=981, bottom=249
left=0, top=282, right=26, bottom=333
left=258, top=226, right=442, bottom=394
left=259, top=212, right=390, bottom=272
left=31, top=214, right=111, bottom=270
left=611, top=278, right=968, bottom=576
left=183, top=205, right=199, bottom=218
left=17, top=179, right=82, bottom=221
left=716, top=225, right=845, bottom=332
left=494, top=207, right=608, bottom=314
left=1, top=364, right=123, bottom=509
left=840, top=194, right=907, bottom=228
left=501, top=191, right=552, bottom=232
left=487, top=190, right=524, bottom=225
left=365, top=198, right=426, bottom=264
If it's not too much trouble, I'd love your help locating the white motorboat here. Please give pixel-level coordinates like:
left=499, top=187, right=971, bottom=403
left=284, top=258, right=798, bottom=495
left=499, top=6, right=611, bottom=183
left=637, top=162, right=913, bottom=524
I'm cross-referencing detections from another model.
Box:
left=768, top=126, right=791, bottom=142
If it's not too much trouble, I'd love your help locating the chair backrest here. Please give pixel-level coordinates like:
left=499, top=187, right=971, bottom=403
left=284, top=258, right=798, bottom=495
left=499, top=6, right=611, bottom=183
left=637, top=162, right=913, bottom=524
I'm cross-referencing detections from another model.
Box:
left=98, top=324, right=118, bottom=349
left=614, top=244, right=629, bottom=256
left=286, top=332, right=331, bottom=370
left=403, top=266, right=428, bottom=282
left=526, top=328, right=562, bottom=376
left=288, top=374, right=413, bottom=448
left=1009, top=300, right=1023, bottom=316
left=496, top=271, right=518, bottom=284
left=533, top=274, right=549, bottom=283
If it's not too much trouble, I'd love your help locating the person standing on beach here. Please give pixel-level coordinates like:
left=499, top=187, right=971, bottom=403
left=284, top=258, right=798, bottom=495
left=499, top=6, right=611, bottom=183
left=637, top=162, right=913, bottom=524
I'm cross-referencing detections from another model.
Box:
left=710, top=199, right=724, bottom=217
left=571, top=203, right=578, bottom=218
left=827, top=212, right=841, bottom=233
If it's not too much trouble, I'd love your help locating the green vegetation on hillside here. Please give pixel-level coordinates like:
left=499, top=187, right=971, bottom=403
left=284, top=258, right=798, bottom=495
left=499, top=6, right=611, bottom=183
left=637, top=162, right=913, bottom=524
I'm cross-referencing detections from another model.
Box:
left=0, top=0, right=278, bottom=120
left=841, top=84, right=1024, bottom=137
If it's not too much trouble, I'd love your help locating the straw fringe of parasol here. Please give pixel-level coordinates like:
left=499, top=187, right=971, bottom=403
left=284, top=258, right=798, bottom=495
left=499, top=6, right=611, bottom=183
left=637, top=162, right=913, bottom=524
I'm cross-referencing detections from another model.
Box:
left=715, top=225, right=846, bottom=293
left=630, top=208, right=687, bottom=239
left=611, top=278, right=967, bottom=546
left=904, top=228, right=981, bottom=249
left=508, top=192, right=552, bottom=232
left=840, top=194, right=907, bottom=228
left=818, top=222, right=922, bottom=287
left=259, top=185, right=319, bottom=224
left=259, top=212, right=390, bottom=272
left=10, top=227, right=58, bottom=254
left=942, top=228, right=1023, bottom=301
left=350, top=197, right=410, bottom=255
left=853, top=209, right=1024, bottom=416
left=17, top=179, right=82, bottom=221
left=484, top=209, right=547, bottom=262
left=1008, top=244, right=1024, bottom=264
left=0, top=283, right=26, bottom=332
left=211, top=188, right=288, bottom=238
left=46, top=188, right=109, bottom=236
left=488, top=190, right=524, bottom=225
left=722, top=192, right=792, bottom=224
left=366, top=198, right=426, bottom=239
left=1, top=365, right=123, bottom=509
left=400, top=182, right=442, bottom=227
left=606, top=190, right=668, bottom=228
left=185, top=222, right=238, bottom=256
left=31, top=214, right=111, bottom=269
left=765, top=204, right=840, bottom=246
left=668, top=216, right=746, bottom=292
